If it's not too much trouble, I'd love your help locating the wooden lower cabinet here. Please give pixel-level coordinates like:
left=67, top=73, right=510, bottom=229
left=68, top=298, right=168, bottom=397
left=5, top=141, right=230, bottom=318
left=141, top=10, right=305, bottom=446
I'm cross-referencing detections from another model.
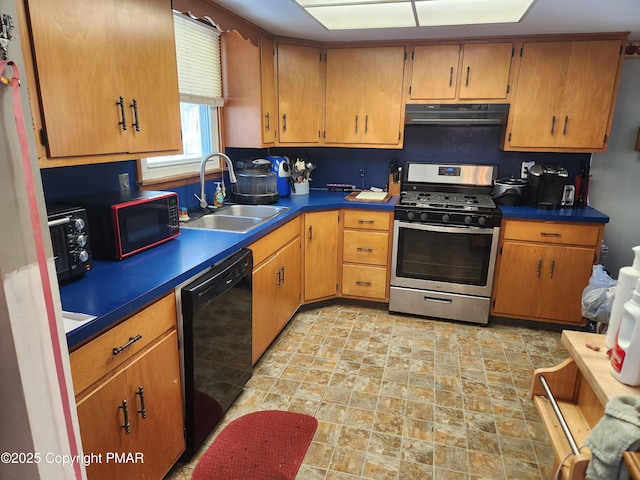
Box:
left=341, top=209, right=392, bottom=302
left=492, top=219, right=604, bottom=325
left=303, top=211, right=341, bottom=302
left=252, top=236, right=301, bottom=363
left=72, top=298, right=184, bottom=480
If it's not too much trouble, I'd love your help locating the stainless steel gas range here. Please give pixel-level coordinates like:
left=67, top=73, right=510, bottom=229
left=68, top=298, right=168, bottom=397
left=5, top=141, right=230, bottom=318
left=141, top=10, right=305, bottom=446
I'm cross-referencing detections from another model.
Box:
left=389, top=163, right=502, bottom=324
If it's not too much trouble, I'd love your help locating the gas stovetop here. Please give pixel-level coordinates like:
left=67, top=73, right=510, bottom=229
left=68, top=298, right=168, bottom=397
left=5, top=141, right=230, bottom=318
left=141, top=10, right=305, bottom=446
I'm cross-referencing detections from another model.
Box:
left=398, top=191, right=496, bottom=211
left=394, top=163, right=502, bottom=227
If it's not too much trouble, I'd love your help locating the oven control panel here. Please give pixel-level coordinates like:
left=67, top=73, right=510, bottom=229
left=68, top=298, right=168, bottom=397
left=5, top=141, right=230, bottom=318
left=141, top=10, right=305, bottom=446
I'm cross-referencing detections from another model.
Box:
left=394, top=209, right=501, bottom=228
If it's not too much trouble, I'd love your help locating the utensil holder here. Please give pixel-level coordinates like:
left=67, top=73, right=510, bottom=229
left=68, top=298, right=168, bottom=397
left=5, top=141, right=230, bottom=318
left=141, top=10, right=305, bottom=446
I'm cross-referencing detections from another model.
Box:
left=291, top=182, right=309, bottom=195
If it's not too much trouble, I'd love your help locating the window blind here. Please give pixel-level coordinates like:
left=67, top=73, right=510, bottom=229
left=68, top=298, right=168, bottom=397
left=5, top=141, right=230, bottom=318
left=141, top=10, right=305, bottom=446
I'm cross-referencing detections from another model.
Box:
left=173, top=13, right=223, bottom=106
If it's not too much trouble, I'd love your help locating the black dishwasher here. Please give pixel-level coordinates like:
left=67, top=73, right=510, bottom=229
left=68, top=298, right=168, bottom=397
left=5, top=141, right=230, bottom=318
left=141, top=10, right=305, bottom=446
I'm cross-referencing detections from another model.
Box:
left=180, top=248, right=253, bottom=459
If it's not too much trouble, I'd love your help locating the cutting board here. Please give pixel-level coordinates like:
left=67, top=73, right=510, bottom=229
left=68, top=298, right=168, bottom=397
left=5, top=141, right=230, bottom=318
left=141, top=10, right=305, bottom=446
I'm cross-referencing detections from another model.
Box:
left=345, top=191, right=392, bottom=203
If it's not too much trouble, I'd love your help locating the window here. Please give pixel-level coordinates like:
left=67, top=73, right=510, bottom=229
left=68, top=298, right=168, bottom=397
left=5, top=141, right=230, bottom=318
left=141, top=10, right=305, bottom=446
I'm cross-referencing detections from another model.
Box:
left=139, top=12, right=224, bottom=183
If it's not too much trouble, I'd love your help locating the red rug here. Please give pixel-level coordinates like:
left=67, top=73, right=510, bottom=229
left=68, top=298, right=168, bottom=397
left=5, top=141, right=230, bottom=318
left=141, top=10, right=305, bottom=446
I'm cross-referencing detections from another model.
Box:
left=192, top=410, right=318, bottom=480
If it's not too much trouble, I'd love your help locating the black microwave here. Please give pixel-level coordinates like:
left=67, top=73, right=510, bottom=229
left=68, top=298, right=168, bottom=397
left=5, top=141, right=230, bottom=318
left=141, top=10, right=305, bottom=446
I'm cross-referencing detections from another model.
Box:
left=46, top=205, right=92, bottom=282
left=67, top=190, right=180, bottom=260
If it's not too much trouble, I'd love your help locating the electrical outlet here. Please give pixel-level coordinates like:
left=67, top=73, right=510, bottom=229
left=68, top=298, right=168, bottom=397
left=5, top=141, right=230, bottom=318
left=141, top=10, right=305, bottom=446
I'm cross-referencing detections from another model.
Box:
left=118, top=173, right=130, bottom=191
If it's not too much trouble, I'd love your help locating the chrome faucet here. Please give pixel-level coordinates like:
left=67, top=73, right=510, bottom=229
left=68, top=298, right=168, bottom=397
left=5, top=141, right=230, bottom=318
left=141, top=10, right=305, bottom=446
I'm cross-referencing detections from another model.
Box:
left=196, top=152, right=237, bottom=209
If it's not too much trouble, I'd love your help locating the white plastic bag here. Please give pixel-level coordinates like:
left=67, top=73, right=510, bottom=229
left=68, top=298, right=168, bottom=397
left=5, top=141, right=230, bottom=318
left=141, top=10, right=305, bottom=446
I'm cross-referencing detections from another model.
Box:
left=581, top=265, right=617, bottom=323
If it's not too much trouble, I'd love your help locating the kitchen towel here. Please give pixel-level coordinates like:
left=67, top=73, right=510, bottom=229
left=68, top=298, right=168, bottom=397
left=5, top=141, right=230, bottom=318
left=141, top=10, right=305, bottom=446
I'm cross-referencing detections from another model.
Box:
left=585, top=395, right=640, bottom=480
left=192, top=410, right=317, bottom=480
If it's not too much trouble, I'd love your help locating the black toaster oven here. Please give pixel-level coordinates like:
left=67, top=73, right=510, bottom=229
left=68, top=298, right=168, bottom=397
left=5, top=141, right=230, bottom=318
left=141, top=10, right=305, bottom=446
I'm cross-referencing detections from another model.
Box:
left=46, top=205, right=92, bottom=283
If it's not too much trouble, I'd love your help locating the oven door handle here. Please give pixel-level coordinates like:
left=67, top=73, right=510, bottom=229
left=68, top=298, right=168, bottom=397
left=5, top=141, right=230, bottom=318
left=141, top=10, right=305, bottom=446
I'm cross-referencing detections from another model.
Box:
left=396, top=220, right=496, bottom=235
left=424, top=296, right=453, bottom=304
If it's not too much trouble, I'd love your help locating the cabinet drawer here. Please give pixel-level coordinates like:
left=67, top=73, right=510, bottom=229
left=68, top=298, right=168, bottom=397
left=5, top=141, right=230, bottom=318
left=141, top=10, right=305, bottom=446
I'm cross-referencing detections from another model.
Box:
left=70, top=293, right=177, bottom=396
left=343, top=230, right=389, bottom=265
left=342, top=264, right=388, bottom=299
left=250, top=216, right=301, bottom=266
left=503, top=220, right=601, bottom=247
left=343, top=210, right=391, bottom=231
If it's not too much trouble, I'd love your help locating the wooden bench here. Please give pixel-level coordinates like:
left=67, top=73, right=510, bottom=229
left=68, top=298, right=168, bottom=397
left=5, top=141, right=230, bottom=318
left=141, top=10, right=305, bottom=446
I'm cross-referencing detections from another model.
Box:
left=531, top=331, right=640, bottom=480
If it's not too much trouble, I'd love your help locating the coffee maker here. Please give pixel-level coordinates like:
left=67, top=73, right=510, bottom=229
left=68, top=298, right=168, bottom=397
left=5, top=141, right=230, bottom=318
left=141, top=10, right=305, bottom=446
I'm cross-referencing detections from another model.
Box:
left=527, top=164, right=569, bottom=209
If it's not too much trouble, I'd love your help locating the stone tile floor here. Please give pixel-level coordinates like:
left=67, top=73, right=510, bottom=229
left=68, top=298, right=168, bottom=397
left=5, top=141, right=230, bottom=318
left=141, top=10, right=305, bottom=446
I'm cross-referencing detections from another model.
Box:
left=166, top=303, right=570, bottom=479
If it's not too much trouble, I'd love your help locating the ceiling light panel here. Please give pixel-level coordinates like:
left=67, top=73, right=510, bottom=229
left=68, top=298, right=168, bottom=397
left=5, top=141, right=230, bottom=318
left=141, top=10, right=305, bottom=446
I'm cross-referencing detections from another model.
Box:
left=414, top=0, right=534, bottom=26
left=295, top=0, right=409, bottom=6
left=305, top=3, right=417, bottom=29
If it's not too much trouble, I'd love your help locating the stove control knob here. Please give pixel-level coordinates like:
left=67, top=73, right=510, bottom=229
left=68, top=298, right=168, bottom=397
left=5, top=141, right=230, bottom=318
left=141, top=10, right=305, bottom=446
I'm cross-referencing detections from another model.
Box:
left=72, top=217, right=85, bottom=232
left=420, top=212, right=428, bottom=222
left=478, top=216, right=487, bottom=226
left=442, top=214, right=450, bottom=223
left=407, top=211, right=415, bottom=220
left=464, top=215, right=473, bottom=225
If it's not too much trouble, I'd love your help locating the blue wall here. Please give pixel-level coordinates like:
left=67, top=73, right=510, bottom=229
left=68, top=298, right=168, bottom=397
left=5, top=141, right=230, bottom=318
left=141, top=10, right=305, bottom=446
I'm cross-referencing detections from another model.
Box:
left=41, top=125, right=590, bottom=208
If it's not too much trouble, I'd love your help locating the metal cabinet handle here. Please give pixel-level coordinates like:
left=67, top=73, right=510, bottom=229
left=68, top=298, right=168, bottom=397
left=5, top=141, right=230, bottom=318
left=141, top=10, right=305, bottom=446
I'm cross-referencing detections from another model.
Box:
left=119, top=400, right=131, bottom=434
left=562, top=116, right=569, bottom=135
left=117, top=96, right=127, bottom=131
left=465, top=66, right=470, bottom=86
left=448, top=67, right=453, bottom=86
left=135, top=386, right=147, bottom=419
left=355, top=281, right=372, bottom=286
left=276, top=268, right=282, bottom=287
left=112, top=334, right=142, bottom=356
left=265, top=112, right=270, bottom=132
left=281, top=266, right=285, bottom=284
left=130, top=99, right=140, bottom=131
left=424, top=296, right=452, bottom=304
left=282, top=113, right=287, bottom=132
left=536, top=258, right=542, bottom=277
left=357, top=247, right=373, bottom=252
left=357, top=219, right=375, bottom=224
left=355, top=115, right=358, bottom=133
left=540, top=232, right=561, bottom=237
left=549, top=258, right=555, bottom=278
left=365, top=115, right=368, bottom=133
left=550, top=116, right=556, bottom=135
left=308, top=225, right=313, bottom=241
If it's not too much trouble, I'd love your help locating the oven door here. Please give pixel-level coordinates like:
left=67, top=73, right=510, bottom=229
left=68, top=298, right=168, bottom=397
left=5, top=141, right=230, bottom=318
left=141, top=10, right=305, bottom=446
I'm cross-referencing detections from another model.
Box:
left=391, top=220, right=500, bottom=297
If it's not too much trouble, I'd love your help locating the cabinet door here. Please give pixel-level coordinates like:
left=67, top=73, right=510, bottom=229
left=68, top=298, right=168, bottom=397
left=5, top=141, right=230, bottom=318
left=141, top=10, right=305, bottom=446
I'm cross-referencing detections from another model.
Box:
left=555, top=40, right=622, bottom=149
left=508, top=42, right=570, bottom=148
left=252, top=254, right=282, bottom=363
left=361, top=47, right=405, bottom=145
left=126, top=330, right=184, bottom=480
left=537, top=245, right=595, bottom=323
left=278, top=238, right=302, bottom=330
left=261, top=37, right=278, bottom=144
left=26, top=0, right=124, bottom=157
left=277, top=44, right=322, bottom=144
left=459, top=43, right=513, bottom=100
left=492, top=241, right=544, bottom=318
left=121, top=0, right=182, bottom=154
left=76, top=371, right=134, bottom=480
left=409, top=45, right=460, bottom=100
left=325, top=48, right=367, bottom=144
left=304, top=211, right=340, bottom=302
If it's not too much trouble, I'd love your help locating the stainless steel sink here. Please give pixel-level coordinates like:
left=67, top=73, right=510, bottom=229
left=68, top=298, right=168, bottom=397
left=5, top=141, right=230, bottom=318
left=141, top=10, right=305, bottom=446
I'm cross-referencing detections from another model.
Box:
left=217, top=205, right=288, bottom=219
left=182, top=205, right=289, bottom=233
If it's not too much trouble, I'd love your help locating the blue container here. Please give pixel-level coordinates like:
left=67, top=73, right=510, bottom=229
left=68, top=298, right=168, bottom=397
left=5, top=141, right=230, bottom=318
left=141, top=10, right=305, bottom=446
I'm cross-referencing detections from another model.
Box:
left=267, top=156, right=291, bottom=197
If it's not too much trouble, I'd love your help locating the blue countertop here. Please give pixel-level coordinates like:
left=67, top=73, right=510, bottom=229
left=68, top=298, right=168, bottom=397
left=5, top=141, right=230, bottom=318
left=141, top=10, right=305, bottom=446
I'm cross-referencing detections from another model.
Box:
left=61, top=190, right=609, bottom=349
left=61, top=190, right=397, bottom=349
left=499, top=205, right=610, bottom=223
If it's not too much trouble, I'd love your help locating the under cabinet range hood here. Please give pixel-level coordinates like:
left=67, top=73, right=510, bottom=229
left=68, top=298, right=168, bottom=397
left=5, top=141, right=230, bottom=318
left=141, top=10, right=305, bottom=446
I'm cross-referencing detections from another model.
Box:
left=405, top=104, right=509, bottom=125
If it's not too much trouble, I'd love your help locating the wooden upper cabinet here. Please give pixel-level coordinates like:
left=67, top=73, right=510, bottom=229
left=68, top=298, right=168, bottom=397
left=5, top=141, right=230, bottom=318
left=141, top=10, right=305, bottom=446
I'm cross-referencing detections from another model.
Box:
left=276, top=43, right=323, bottom=145
left=458, top=43, right=514, bottom=100
left=222, top=33, right=277, bottom=147
left=409, top=44, right=460, bottom=100
left=325, top=46, right=405, bottom=147
left=25, top=0, right=182, bottom=162
left=409, top=42, right=513, bottom=102
left=505, top=39, right=623, bottom=152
